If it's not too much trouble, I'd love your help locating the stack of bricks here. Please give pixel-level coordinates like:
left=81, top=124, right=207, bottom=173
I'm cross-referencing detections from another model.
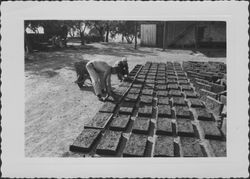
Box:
left=183, top=61, right=226, bottom=122
left=69, top=61, right=226, bottom=157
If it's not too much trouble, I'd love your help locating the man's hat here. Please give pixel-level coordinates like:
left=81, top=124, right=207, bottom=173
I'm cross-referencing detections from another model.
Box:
left=122, top=57, right=127, bottom=62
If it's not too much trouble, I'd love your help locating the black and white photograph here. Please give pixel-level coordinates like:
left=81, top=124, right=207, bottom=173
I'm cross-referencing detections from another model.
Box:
left=1, top=1, right=248, bottom=178
left=25, top=20, right=227, bottom=158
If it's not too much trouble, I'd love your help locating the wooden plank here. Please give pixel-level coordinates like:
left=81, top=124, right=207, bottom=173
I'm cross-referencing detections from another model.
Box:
left=70, top=129, right=101, bottom=153
left=199, top=89, right=217, bottom=101
left=123, top=134, right=148, bottom=157
left=195, top=82, right=212, bottom=92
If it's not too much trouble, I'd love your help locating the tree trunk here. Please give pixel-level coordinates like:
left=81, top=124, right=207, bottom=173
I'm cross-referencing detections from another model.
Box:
left=105, top=26, right=109, bottom=42
left=25, top=33, right=33, bottom=54
left=122, top=34, right=124, bottom=43
left=125, top=36, right=132, bottom=44
left=97, top=28, right=104, bottom=42
left=80, top=31, right=85, bottom=45
left=163, top=21, right=167, bottom=51
left=134, top=22, right=137, bottom=50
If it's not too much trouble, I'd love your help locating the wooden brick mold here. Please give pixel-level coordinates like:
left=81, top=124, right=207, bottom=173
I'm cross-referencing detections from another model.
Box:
left=205, top=96, right=223, bottom=117
left=199, top=89, right=217, bottom=103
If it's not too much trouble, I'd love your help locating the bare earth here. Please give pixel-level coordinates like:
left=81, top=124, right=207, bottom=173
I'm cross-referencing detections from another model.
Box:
left=25, top=42, right=226, bottom=157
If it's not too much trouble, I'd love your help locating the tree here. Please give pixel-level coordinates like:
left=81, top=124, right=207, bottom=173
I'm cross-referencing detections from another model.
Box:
left=67, top=21, right=92, bottom=45
left=24, top=20, right=71, bottom=52
left=112, top=21, right=138, bottom=44
left=91, top=21, right=106, bottom=42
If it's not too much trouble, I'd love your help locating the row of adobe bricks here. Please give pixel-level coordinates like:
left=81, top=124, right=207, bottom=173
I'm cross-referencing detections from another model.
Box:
left=69, top=62, right=226, bottom=157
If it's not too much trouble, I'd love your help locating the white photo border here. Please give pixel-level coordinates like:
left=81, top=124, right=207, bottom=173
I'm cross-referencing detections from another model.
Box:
left=1, top=1, right=249, bottom=178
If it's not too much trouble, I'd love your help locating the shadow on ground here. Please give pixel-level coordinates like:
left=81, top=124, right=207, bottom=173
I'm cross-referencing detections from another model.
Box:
left=25, top=42, right=157, bottom=78
left=191, top=48, right=226, bottom=58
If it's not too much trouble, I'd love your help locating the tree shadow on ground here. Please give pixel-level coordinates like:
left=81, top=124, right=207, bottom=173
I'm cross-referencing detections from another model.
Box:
left=25, top=42, right=157, bottom=78
left=25, top=52, right=86, bottom=77
left=71, top=42, right=157, bottom=58
left=191, top=48, right=226, bottom=58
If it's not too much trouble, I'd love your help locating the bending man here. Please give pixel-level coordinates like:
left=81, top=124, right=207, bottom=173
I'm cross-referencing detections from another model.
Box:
left=86, top=58, right=128, bottom=101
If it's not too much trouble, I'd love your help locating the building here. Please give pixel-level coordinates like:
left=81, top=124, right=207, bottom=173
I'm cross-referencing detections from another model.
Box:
left=140, top=21, right=226, bottom=49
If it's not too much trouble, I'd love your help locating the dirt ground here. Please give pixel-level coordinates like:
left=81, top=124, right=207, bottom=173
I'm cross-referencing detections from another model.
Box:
left=25, top=42, right=226, bottom=157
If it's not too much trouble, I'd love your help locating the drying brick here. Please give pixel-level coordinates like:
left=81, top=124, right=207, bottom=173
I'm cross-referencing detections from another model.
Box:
left=85, top=113, right=113, bottom=129
left=123, top=134, right=148, bottom=157
left=132, top=117, right=151, bottom=134
left=70, top=129, right=101, bottom=153
left=154, top=135, right=175, bottom=157
left=96, top=130, right=122, bottom=155
left=180, top=137, right=204, bottom=157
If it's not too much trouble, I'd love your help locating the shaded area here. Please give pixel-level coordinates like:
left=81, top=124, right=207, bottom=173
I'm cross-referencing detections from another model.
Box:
left=191, top=48, right=226, bottom=58
left=25, top=42, right=157, bottom=78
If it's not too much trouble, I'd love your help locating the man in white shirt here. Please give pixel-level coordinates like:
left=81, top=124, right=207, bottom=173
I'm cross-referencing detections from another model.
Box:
left=86, top=58, right=128, bottom=101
